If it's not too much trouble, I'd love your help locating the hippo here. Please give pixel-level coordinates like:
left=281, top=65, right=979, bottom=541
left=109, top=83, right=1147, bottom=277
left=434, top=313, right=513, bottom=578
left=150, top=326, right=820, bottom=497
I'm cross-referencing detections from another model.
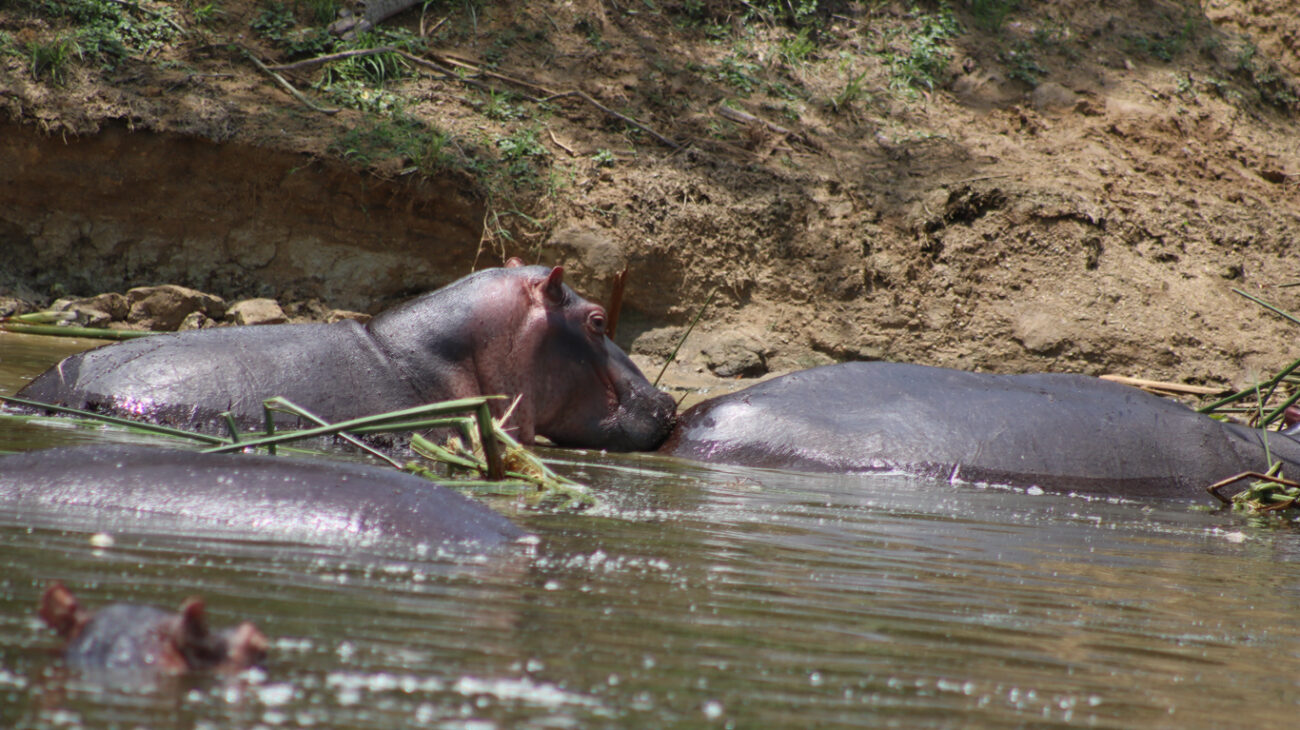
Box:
left=15, top=261, right=675, bottom=451
left=0, top=445, right=528, bottom=549
left=39, top=581, right=267, bottom=674
left=660, top=361, right=1300, bottom=500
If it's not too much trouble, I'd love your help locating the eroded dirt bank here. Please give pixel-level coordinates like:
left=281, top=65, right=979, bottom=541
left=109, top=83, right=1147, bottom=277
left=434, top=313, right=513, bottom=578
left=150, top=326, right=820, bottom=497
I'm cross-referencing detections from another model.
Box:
left=3, top=0, right=1300, bottom=391
left=0, top=121, right=484, bottom=312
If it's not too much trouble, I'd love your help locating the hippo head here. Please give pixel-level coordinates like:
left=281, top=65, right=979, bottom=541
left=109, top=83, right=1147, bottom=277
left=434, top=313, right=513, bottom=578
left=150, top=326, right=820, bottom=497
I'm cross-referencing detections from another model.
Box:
left=503, top=260, right=677, bottom=451
left=367, top=261, right=676, bottom=451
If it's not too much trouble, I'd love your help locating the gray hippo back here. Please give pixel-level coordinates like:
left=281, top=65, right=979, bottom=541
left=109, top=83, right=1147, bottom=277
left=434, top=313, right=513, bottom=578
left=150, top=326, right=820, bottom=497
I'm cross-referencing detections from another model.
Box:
left=661, top=361, right=1300, bottom=499
left=0, top=445, right=528, bottom=549
left=16, top=262, right=675, bottom=452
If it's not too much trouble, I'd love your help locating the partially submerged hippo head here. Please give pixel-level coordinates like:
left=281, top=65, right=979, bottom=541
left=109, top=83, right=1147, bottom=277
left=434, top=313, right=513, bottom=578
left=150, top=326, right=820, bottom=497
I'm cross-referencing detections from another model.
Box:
left=367, top=259, right=676, bottom=451
left=39, top=582, right=268, bottom=674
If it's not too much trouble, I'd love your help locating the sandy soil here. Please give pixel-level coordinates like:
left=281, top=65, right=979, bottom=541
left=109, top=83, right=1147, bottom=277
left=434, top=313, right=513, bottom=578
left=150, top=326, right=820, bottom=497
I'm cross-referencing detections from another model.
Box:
left=2, top=0, right=1299, bottom=402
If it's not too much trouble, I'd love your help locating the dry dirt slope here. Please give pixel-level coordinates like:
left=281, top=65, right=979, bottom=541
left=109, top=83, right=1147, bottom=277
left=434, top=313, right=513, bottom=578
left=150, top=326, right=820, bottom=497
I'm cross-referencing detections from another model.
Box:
left=1, top=0, right=1299, bottom=395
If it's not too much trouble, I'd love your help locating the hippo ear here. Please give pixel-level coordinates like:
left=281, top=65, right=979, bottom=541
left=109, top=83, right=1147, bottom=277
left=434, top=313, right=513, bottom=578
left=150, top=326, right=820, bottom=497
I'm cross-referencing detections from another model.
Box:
left=542, top=266, right=566, bottom=305
left=39, top=582, right=86, bottom=639
left=505, top=257, right=526, bottom=268
left=177, top=597, right=212, bottom=641
left=225, top=622, right=270, bottom=669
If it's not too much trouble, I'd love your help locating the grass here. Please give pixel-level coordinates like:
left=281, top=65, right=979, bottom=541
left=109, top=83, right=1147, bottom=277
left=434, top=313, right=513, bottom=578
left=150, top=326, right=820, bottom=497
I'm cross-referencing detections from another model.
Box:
left=14, top=0, right=179, bottom=73
left=26, top=35, right=80, bottom=85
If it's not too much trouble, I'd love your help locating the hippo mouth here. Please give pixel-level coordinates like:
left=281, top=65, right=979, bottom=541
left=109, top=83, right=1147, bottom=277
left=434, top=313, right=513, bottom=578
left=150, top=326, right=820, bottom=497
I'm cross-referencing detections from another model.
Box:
left=603, top=387, right=678, bottom=452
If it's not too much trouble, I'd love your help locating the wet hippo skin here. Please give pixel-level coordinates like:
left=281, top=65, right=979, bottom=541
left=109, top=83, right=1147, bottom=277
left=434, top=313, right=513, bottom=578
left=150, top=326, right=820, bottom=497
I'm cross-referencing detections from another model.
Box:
left=16, top=261, right=676, bottom=452
left=0, top=445, right=529, bottom=548
left=661, top=362, right=1300, bottom=499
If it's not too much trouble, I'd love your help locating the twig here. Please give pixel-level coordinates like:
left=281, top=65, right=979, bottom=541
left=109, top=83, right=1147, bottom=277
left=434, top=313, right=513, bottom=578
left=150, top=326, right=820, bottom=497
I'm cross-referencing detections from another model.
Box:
left=606, top=268, right=628, bottom=339
left=1099, top=374, right=1226, bottom=396
left=267, top=46, right=399, bottom=73
left=544, top=90, right=680, bottom=150
left=104, top=0, right=187, bottom=36
left=431, top=52, right=559, bottom=97
left=420, top=13, right=447, bottom=38
left=242, top=48, right=339, bottom=115
left=1207, top=469, right=1300, bottom=504
left=396, top=51, right=500, bottom=96
left=717, top=103, right=792, bottom=136
left=548, top=127, right=576, bottom=156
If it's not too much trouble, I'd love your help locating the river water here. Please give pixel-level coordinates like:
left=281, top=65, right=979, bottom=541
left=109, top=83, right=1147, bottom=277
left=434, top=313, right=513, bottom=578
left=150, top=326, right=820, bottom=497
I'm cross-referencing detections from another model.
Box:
left=2, top=332, right=1299, bottom=728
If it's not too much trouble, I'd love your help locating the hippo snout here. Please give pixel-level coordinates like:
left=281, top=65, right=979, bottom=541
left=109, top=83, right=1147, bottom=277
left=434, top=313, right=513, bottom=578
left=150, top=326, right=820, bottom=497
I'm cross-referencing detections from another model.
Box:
left=608, top=386, right=678, bottom=452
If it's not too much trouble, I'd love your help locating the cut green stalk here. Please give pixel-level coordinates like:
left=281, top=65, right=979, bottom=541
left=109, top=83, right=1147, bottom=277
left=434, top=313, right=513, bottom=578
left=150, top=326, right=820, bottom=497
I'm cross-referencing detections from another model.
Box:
left=0, top=395, right=231, bottom=445
left=1232, top=288, right=1300, bottom=328
left=261, top=396, right=403, bottom=469
left=654, top=288, right=717, bottom=388
left=0, top=321, right=162, bottom=340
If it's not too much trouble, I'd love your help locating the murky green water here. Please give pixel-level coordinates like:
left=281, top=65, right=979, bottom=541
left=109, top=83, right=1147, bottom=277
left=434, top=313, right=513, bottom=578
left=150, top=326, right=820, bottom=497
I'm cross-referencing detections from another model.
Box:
left=3, top=331, right=1300, bottom=728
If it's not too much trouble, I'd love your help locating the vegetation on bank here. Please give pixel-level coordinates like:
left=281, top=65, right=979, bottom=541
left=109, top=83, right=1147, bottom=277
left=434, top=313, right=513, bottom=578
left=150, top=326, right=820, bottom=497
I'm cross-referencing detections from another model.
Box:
left=4, top=0, right=1295, bottom=251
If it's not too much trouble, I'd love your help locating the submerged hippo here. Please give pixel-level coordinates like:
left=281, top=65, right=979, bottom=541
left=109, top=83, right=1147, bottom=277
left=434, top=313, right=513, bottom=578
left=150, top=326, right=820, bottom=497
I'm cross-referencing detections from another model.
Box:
left=16, top=261, right=675, bottom=451
left=0, top=445, right=528, bottom=549
left=39, top=581, right=268, bottom=674
left=661, top=362, right=1300, bottom=499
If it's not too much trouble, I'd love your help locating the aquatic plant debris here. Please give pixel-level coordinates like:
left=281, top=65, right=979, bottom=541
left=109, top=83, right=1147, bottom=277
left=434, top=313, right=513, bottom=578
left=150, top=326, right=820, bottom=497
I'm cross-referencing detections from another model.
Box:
left=0, top=392, right=593, bottom=511
left=1207, top=464, right=1300, bottom=514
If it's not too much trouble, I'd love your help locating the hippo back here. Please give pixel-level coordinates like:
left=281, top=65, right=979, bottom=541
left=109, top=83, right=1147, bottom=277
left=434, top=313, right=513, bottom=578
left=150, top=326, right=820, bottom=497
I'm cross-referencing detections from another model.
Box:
left=0, top=445, right=528, bottom=550
left=661, top=361, right=1300, bottom=499
left=15, top=321, right=421, bottom=432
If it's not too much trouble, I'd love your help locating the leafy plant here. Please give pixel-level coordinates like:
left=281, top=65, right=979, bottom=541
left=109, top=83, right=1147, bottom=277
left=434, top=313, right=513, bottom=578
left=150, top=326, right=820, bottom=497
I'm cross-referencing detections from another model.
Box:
left=250, top=2, right=295, bottom=41
left=591, top=148, right=616, bottom=167
left=302, top=0, right=341, bottom=25
left=189, top=2, right=225, bottom=25
left=715, top=54, right=762, bottom=95
left=776, top=28, right=815, bottom=67
left=829, top=69, right=869, bottom=113
left=1001, top=40, right=1046, bottom=85
left=967, top=0, right=1019, bottom=33
left=26, top=35, right=80, bottom=85
left=884, top=6, right=961, bottom=94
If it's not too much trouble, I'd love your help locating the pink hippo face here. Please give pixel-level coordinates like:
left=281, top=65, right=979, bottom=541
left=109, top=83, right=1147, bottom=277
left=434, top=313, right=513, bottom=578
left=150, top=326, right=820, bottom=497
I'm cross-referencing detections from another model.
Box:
left=367, top=261, right=677, bottom=451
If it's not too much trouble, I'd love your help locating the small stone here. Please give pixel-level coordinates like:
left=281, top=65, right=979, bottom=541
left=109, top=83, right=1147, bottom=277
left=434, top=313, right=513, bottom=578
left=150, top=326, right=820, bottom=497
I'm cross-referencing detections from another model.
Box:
left=1031, top=82, right=1078, bottom=113
left=702, top=334, right=768, bottom=378
left=50, top=298, right=113, bottom=327
left=0, top=296, right=33, bottom=318
left=177, top=311, right=211, bottom=330
left=127, top=285, right=226, bottom=330
left=227, top=298, right=287, bottom=326
left=326, top=309, right=371, bottom=324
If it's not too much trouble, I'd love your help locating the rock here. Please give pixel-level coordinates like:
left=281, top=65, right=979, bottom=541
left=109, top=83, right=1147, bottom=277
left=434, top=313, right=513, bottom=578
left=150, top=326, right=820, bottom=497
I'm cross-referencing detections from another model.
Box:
left=0, top=297, right=33, bottom=318
left=1012, top=311, right=1068, bottom=355
left=226, top=298, right=287, bottom=326
left=1031, top=82, right=1078, bottom=113
left=326, top=309, right=371, bottom=324
left=702, top=333, right=768, bottom=378
left=630, top=326, right=687, bottom=359
left=127, top=285, right=226, bottom=331
left=177, top=311, right=213, bottom=330
left=64, top=292, right=128, bottom=320
left=546, top=225, right=628, bottom=296
left=49, top=298, right=112, bottom=328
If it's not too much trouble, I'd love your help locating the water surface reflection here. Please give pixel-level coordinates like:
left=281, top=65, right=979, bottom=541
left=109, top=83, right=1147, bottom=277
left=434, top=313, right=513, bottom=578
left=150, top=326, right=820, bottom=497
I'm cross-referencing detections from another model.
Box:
left=2, top=332, right=1299, bottom=728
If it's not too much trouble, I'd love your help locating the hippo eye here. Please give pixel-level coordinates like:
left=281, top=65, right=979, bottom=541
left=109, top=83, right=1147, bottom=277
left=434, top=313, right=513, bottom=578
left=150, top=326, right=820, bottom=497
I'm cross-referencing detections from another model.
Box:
left=588, top=311, right=606, bottom=335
